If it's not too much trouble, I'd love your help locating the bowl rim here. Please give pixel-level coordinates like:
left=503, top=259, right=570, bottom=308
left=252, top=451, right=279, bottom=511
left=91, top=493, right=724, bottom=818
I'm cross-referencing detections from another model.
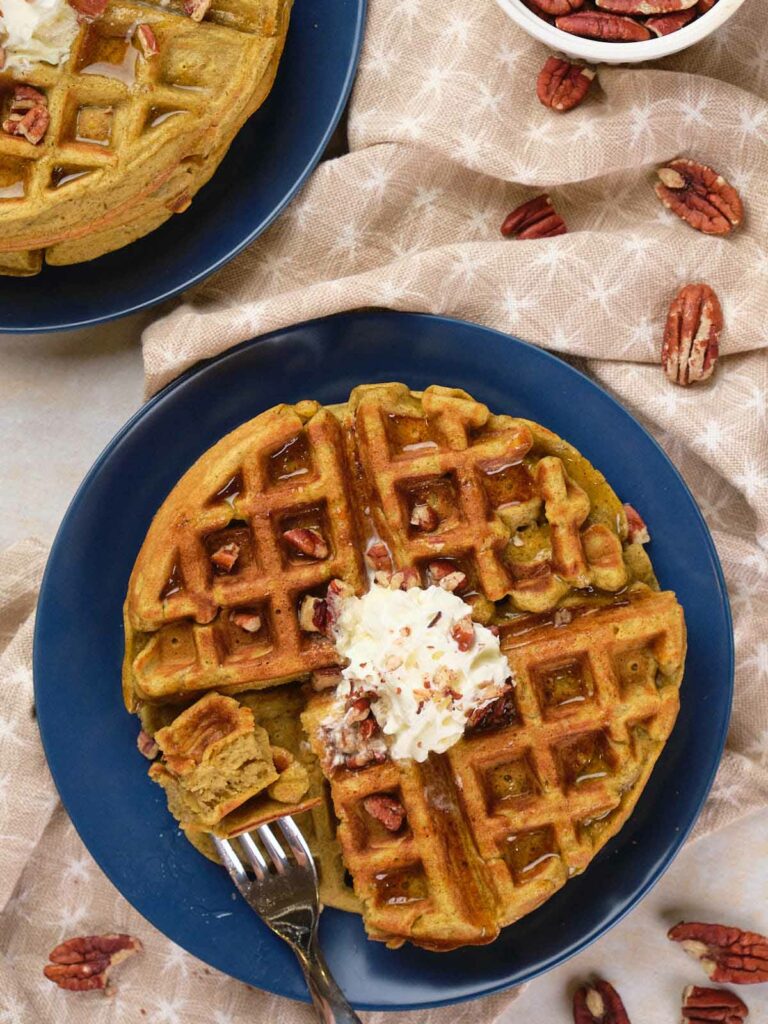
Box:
left=495, top=0, right=749, bottom=64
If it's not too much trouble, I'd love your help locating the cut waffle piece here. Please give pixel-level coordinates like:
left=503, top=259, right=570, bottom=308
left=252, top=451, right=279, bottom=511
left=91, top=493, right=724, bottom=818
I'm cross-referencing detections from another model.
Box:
left=124, top=384, right=655, bottom=709
left=302, top=587, right=685, bottom=950
left=0, top=0, right=292, bottom=275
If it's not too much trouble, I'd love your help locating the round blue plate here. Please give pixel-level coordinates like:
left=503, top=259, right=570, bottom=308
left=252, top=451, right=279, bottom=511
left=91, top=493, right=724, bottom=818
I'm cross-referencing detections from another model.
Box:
left=34, top=311, right=733, bottom=1010
left=0, top=0, right=366, bottom=333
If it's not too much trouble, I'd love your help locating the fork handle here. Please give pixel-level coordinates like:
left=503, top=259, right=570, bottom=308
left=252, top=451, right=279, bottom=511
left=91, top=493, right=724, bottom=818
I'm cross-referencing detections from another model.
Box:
left=296, top=940, right=363, bottom=1024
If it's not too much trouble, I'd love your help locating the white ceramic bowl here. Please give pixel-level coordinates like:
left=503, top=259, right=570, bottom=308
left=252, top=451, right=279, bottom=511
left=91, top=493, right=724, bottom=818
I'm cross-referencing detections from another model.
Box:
left=495, top=0, right=749, bottom=64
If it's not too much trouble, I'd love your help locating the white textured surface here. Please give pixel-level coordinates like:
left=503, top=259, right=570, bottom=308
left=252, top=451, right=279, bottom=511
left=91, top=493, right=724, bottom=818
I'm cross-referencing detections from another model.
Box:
left=0, top=324, right=766, bottom=1019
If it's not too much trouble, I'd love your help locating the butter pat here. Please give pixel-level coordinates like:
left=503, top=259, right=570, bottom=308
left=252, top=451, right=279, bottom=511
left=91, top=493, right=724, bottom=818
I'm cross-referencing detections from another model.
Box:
left=332, top=585, right=512, bottom=763
left=1, top=0, right=80, bottom=73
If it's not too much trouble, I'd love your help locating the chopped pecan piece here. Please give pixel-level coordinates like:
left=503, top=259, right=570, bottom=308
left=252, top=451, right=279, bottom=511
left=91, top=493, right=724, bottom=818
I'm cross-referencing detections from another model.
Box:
left=596, top=0, right=696, bottom=11
left=136, top=729, right=159, bottom=759
left=363, top=794, right=406, bottom=832
left=646, top=8, right=696, bottom=32
left=299, top=595, right=328, bottom=634
left=537, top=57, right=596, bottom=112
left=682, top=986, right=748, bottom=1023
left=67, top=0, right=109, bottom=19
left=3, top=105, right=50, bottom=145
left=311, top=666, right=344, bottom=690
left=10, top=85, right=47, bottom=112
left=134, top=23, right=159, bottom=57
left=556, top=10, right=652, bottom=39
left=669, top=922, right=768, bottom=984
left=44, top=934, right=142, bottom=993
left=573, top=980, right=632, bottom=1023
left=451, top=615, right=475, bottom=651
left=410, top=503, right=439, bottom=532
left=466, top=685, right=516, bottom=731
left=439, top=571, right=468, bottom=593
left=365, top=541, right=393, bottom=573
left=662, top=283, right=722, bottom=386
left=230, top=610, right=261, bottom=633
left=283, top=527, right=329, bottom=560
left=210, top=541, right=240, bottom=573
left=184, top=0, right=211, bottom=20
left=387, top=567, right=421, bottom=590
left=656, top=160, right=743, bottom=236
left=501, top=194, right=567, bottom=239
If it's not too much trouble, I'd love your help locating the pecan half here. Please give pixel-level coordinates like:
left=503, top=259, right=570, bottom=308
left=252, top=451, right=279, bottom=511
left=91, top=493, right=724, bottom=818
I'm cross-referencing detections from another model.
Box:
left=410, top=503, right=439, bottom=532
left=184, top=0, right=211, bottom=20
left=451, top=615, right=475, bottom=651
left=363, top=794, right=406, bottom=832
left=67, top=0, right=108, bottom=19
left=682, top=986, right=748, bottom=1023
left=661, top=283, right=722, bottom=386
left=137, top=729, right=159, bottom=759
left=573, top=980, right=632, bottom=1023
left=556, top=11, right=652, bottom=40
left=230, top=610, right=261, bottom=633
left=669, top=922, right=768, bottom=985
left=44, top=934, right=142, bottom=993
left=134, top=23, right=159, bottom=57
left=210, top=541, right=240, bottom=573
left=365, top=541, right=392, bottom=573
left=656, top=160, right=743, bottom=236
left=623, top=503, right=650, bottom=544
left=531, top=0, right=585, bottom=12
left=596, top=0, right=696, bottom=11
left=283, top=527, right=329, bottom=560
left=646, top=8, right=696, bottom=32
left=501, top=195, right=567, bottom=239
left=537, top=57, right=596, bottom=112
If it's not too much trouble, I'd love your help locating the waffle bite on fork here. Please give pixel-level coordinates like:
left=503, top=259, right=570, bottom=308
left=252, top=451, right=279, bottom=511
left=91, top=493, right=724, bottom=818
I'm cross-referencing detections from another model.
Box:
left=124, top=383, right=686, bottom=950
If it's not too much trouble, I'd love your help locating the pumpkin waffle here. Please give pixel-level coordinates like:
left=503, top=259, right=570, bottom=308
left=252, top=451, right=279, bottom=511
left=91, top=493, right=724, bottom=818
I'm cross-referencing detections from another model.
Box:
left=0, top=0, right=291, bottom=275
left=302, top=587, right=685, bottom=950
left=125, top=382, right=686, bottom=949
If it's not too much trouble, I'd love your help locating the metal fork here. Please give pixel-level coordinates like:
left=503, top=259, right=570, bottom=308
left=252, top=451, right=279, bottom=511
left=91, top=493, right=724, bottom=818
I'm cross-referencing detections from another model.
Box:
left=212, top=818, right=362, bottom=1024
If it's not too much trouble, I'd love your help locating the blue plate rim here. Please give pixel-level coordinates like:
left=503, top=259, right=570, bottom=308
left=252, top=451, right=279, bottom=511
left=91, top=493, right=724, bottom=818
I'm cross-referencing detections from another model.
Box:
left=1, top=2, right=367, bottom=335
left=33, top=310, right=734, bottom=1009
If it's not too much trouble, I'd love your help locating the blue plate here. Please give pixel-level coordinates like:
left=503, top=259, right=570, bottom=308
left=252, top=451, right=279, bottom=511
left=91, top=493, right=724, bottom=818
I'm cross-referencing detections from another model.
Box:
left=34, top=312, right=733, bottom=1010
left=0, top=0, right=366, bottom=333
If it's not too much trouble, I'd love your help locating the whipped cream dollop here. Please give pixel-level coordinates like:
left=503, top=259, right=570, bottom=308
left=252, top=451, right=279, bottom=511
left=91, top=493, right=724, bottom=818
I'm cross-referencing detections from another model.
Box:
left=331, top=585, right=513, bottom=763
left=1, top=0, right=80, bottom=73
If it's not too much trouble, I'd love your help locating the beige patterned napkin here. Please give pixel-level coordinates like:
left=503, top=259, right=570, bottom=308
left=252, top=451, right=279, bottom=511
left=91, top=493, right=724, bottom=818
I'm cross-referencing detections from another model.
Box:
left=3, top=0, right=768, bottom=1020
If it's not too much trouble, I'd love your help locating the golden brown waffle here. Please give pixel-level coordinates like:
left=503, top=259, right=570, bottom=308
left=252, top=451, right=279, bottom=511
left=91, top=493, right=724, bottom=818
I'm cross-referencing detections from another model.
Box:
left=124, top=401, right=367, bottom=708
left=0, top=0, right=291, bottom=275
left=302, top=587, right=685, bottom=950
left=125, top=383, right=685, bottom=948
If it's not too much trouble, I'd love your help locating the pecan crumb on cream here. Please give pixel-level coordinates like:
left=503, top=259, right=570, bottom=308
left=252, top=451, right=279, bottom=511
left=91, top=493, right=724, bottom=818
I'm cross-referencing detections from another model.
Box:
left=326, top=584, right=513, bottom=763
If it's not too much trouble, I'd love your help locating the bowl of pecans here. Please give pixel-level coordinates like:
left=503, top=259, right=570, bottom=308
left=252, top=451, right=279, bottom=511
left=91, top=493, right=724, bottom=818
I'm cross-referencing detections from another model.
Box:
left=496, top=0, right=749, bottom=64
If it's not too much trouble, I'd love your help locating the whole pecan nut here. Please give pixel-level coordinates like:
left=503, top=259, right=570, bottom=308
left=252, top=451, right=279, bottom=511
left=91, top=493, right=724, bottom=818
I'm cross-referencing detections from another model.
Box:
left=573, top=980, right=632, bottom=1023
left=646, top=9, right=696, bottom=33
left=537, top=56, right=596, bottom=112
left=661, top=283, right=722, bottom=386
left=596, top=0, right=696, bottom=11
left=669, top=922, right=768, bottom=984
left=44, top=934, right=142, bottom=993
left=682, top=985, right=748, bottom=1023
left=530, top=0, right=585, bottom=12
left=363, top=793, right=407, bottom=832
left=501, top=195, right=567, bottom=239
left=3, top=105, right=50, bottom=144
left=656, top=159, right=743, bottom=236
left=555, top=11, right=652, bottom=40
